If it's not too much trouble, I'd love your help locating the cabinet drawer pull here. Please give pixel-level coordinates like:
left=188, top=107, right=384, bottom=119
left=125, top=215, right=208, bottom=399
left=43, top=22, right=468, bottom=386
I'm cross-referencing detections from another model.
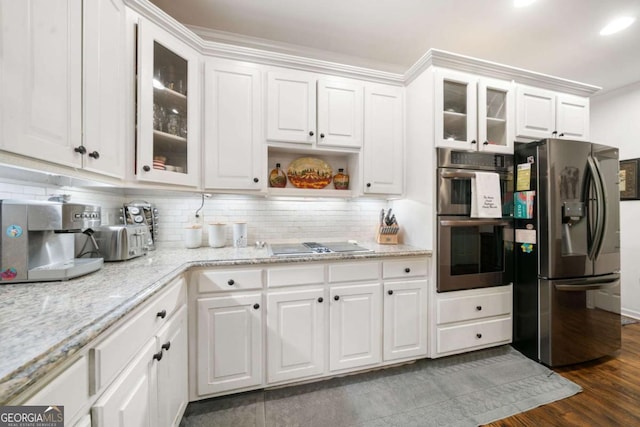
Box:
left=470, top=140, right=477, bottom=144
left=143, top=165, right=151, bottom=172
left=476, top=333, right=482, bottom=339
left=88, top=150, right=100, bottom=159
left=334, top=295, right=340, bottom=301
left=476, top=305, right=482, bottom=311
left=366, top=183, right=371, bottom=188
left=156, top=309, right=167, bottom=319
left=153, top=351, right=163, bottom=362
left=227, top=279, right=235, bottom=286
left=161, top=341, right=171, bottom=351
left=253, top=177, right=259, bottom=183
left=483, top=141, right=489, bottom=146
left=320, top=133, right=325, bottom=138
left=253, top=303, right=260, bottom=310
left=74, top=145, right=87, bottom=155
left=404, top=268, right=411, bottom=273
left=317, top=297, right=324, bottom=303
left=309, top=131, right=314, bottom=136
left=388, top=290, right=394, bottom=295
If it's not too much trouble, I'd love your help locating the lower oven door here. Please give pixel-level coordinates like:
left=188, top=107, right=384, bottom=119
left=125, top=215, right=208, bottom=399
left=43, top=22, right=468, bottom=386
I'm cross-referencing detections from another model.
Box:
left=437, top=216, right=513, bottom=292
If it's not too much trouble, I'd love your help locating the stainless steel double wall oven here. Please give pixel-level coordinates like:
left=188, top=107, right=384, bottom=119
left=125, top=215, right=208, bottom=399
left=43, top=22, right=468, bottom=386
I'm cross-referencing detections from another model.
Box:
left=436, top=148, right=514, bottom=292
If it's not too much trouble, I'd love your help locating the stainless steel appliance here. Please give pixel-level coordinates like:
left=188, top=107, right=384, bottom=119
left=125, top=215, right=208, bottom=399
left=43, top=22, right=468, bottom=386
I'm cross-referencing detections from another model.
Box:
left=513, top=139, right=621, bottom=366
left=93, top=224, right=150, bottom=261
left=122, top=201, right=158, bottom=250
left=436, top=148, right=514, bottom=292
left=269, top=241, right=372, bottom=256
left=0, top=200, right=104, bottom=283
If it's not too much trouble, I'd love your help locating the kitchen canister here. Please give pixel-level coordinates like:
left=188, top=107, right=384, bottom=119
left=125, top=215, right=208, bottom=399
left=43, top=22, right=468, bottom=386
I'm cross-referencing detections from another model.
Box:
left=208, top=223, right=226, bottom=248
left=232, top=222, right=247, bottom=248
left=184, top=225, right=202, bottom=249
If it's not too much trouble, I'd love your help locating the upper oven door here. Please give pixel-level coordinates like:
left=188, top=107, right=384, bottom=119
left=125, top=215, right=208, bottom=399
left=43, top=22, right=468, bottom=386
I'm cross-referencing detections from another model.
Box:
left=437, top=217, right=514, bottom=292
left=437, top=169, right=513, bottom=216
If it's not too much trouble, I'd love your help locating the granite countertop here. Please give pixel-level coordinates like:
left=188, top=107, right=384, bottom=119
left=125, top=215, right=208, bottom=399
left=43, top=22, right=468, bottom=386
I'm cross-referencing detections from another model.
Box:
left=0, top=242, right=430, bottom=404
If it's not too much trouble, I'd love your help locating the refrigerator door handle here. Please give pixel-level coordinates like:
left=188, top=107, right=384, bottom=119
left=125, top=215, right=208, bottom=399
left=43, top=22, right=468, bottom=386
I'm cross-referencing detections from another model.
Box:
left=586, top=155, right=605, bottom=260
left=592, top=155, right=608, bottom=260
left=551, top=273, right=620, bottom=288
left=554, top=280, right=619, bottom=292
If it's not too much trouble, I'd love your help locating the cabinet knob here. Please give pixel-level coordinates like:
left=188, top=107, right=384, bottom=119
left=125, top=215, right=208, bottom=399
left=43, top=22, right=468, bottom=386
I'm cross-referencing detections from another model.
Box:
left=253, top=177, right=259, bottom=183
left=253, top=303, right=260, bottom=310
left=552, top=131, right=558, bottom=136
left=228, top=279, right=235, bottom=286
left=388, top=290, right=394, bottom=295
left=156, top=309, right=167, bottom=319
left=334, top=295, right=340, bottom=301
left=320, top=133, right=325, bottom=138
left=476, top=305, right=482, bottom=311
left=317, top=297, right=324, bottom=303
left=476, top=333, right=482, bottom=339
left=74, top=145, right=87, bottom=155
left=309, top=131, right=314, bottom=136
left=404, top=267, right=411, bottom=273
left=366, top=183, right=371, bottom=188
left=559, top=133, right=565, bottom=137
left=161, top=341, right=171, bottom=351
left=153, top=351, right=163, bottom=362
left=88, top=150, right=100, bottom=159
left=483, top=141, right=489, bottom=146
left=143, top=165, right=151, bottom=172
left=470, top=140, right=477, bottom=144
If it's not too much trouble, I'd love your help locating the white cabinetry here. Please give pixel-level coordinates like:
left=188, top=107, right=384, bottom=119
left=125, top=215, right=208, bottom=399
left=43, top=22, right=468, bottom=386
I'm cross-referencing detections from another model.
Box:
left=0, top=0, right=82, bottom=167
left=266, top=288, right=325, bottom=383
left=204, top=60, right=264, bottom=190
left=267, top=71, right=363, bottom=148
left=433, top=285, right=512, bottom=357
left=363, top=84, right=404, bottom=194
left=383, top=280, right=428, bottom=361
left=516, top=85, right=589, bottom=141
left=196, top=293, right=263, bottom=395
left=435, top=69, right=514, bottom=153
left=137, top=18, right=200, bottom=186
left=329, top=283, right=382, bottom=371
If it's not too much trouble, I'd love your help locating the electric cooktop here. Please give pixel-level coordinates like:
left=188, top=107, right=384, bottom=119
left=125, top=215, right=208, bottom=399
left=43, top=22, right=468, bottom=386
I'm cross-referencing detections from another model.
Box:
left=269, top=241, right=372, bottom=256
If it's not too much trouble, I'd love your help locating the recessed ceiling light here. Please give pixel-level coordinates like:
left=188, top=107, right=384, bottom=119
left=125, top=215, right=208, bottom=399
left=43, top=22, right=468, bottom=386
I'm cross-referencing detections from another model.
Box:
left=514, top=0, right=536, bottom=7
left=600, top=16, right=636, bottom=35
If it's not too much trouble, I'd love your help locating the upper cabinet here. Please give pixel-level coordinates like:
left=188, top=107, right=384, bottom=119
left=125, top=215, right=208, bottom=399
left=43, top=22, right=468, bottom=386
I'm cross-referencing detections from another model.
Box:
left=435, top=69, right=514, bottom=154
left=516, top=85, right=589, bottom=141
left=137, top=18, right=201, bottom=187
left=0, top=0, right=83, bottom=167
left=267, top=71, right=364, bottom=149
left=363, top=84, right=403, bottom=195
left=204, top=59, right=264, bottom=191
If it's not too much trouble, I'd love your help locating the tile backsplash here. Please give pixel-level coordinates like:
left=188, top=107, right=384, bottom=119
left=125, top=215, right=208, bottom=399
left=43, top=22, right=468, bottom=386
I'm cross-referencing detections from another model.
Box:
left=0, top=181, right=389, bottom=247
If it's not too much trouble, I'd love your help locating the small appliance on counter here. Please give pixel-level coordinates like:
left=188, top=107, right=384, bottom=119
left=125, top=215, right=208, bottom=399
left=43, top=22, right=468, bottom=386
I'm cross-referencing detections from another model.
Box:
left=121, top=201, right=158, bottom=250
left=92, top=224, right=150, bottom=261
left=0, top=200, right=104, bottom=283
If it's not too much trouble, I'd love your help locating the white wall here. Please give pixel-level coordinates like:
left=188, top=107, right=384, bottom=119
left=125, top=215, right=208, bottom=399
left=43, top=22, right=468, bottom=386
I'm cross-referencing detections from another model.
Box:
left=591, top=81, right=640, bottom=319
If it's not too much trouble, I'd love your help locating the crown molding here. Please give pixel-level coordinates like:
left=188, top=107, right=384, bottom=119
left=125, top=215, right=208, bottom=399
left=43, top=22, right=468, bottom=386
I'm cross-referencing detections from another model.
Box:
left=126, top=1, right=600, bottom=95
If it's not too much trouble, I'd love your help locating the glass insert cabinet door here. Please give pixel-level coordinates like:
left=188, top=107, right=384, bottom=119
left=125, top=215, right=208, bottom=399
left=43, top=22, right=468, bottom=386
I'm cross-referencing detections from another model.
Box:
left=137, top=19, right=200, bottom=186
left=435, top=69, right=478, bottom=151
left=477, top=78, right=514, bottom=154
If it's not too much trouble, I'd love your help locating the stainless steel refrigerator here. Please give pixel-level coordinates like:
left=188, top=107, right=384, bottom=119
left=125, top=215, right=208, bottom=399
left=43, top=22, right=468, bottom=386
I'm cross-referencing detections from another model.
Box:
left=513, top=138, right=621, bottom=367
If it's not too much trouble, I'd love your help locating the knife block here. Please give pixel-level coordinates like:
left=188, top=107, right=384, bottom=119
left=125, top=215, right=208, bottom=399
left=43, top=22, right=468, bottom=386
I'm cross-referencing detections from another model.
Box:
left=376, top=224, right=400, bottom=245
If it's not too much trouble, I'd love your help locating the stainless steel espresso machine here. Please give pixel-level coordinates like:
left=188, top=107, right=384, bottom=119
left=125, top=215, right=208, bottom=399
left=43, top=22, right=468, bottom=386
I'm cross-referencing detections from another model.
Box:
left=0, top=200, right=104, bottom=283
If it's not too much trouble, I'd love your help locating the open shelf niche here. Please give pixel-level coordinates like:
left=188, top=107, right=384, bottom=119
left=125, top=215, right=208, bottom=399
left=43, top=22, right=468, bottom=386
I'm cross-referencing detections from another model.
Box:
left=266, top=146, right=361, bottom=198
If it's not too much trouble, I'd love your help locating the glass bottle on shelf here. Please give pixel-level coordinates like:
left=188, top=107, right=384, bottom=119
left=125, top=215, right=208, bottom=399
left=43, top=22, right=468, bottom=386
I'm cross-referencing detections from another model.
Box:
left=333, top=168, right=349, bottom=190
left=269, top=163, right=287, bottom=188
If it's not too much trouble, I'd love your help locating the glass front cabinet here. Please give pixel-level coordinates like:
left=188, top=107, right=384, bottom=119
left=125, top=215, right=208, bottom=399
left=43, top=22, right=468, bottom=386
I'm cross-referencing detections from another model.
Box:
left=435, top=69, right=514, bottom=154
left=137, top=19, right=200, bottom=186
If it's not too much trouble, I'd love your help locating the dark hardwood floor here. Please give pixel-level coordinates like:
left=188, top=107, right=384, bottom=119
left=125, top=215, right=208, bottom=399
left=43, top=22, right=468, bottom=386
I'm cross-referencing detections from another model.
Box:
left=487, top=321, right=640, bottom=426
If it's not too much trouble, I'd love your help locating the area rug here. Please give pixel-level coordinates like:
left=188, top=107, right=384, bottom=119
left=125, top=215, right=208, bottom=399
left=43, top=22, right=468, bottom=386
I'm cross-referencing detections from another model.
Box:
left=622, top=316, right=639, bottom=326
left=180, top=345, right=581, bottom=427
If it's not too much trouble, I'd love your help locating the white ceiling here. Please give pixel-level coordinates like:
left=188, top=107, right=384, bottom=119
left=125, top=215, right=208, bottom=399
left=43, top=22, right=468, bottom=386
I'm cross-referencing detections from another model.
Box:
left=149, top=0, right=640, bottom=92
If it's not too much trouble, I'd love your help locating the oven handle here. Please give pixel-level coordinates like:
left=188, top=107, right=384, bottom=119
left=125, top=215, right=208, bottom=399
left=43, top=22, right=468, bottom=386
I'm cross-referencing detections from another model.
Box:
left=440, top=218, right=511, bottom=227
left=440, top=170, right=510, bottom=180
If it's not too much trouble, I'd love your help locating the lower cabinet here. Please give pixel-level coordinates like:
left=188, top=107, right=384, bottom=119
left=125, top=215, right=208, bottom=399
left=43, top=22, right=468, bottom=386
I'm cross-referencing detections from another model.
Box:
left=196, top=293, right=263, bottom=395
left=92, top=306, right=188, bottom=427
left=329, top=283, right=382, bottom=371
left=266, top=288, right=325, bottom=383
left=383, top=280, right=428, bottom=361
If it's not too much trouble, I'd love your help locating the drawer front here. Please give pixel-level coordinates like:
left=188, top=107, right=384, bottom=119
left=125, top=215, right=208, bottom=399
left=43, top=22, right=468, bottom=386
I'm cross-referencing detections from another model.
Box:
left=437, top=317, right=512, bottom=354
left=91, top=277, right=186, bottom=394
left=437, top=289, right=512, bottom=325
left=25, top=355, right=89, bottom=423
left=267, top=265, right=324, bottom=288
left=383, top=259, right=428, bottom=279
left=197, top=268, right=263, bottom=292
left=328, top=261, right=379, bottom=283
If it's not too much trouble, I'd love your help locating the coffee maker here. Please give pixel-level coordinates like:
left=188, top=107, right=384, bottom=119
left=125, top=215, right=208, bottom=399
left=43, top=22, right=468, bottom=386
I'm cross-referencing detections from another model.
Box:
left=0, top=200, right=104, bottom=283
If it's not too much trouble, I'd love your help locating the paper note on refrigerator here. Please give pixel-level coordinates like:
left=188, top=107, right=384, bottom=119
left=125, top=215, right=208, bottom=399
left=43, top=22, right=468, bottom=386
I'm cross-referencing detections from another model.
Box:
left=516, top=163, right=531, bottom=191
left=514, top=191, right=535, bottom=219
